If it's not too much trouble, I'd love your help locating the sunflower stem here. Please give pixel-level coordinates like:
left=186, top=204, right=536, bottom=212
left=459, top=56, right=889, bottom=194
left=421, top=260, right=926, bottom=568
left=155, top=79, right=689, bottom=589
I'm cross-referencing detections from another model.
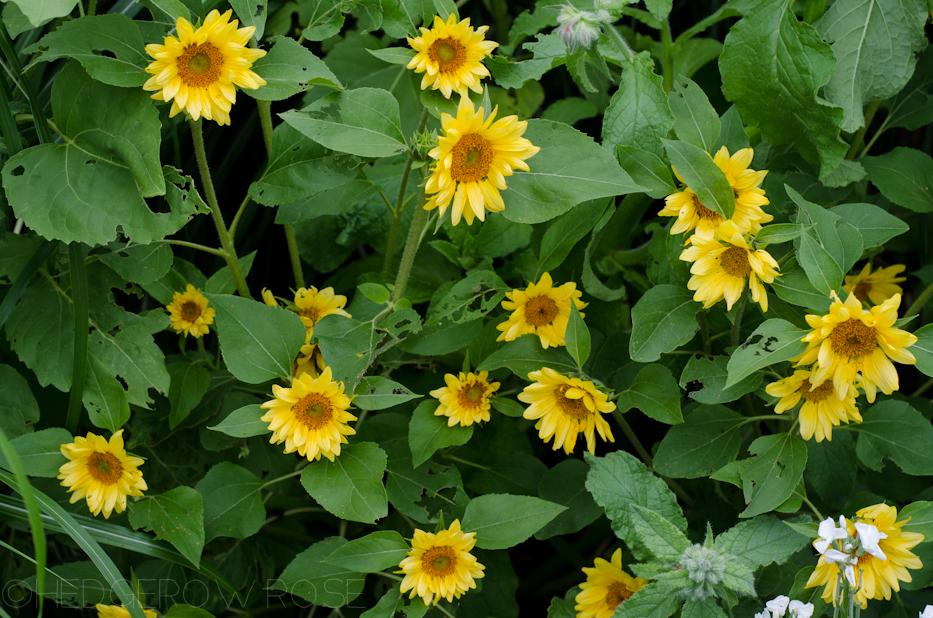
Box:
left=390, top=190, right=429, bottom=303
left=905, top=280, right=933, bottom=319
left=384, top=107, right=430, bottom=273
left=845, top=100, right=879, bottom=161
left=189, top=118, right=252, bottom=299
left=166, top=239, right=228, bottom=258
left=88, top=0, right=97, bottom=16
left=65, top=243, right=88, bottom=436
left=612, top=410, right=653, bottom=467
left=730, top=290, right=748, bottom=348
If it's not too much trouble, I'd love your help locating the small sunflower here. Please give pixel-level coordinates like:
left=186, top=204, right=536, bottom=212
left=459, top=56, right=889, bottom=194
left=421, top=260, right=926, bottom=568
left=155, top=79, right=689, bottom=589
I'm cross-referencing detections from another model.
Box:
left=264, top=286, right=351, bottom=378
left=765, top=368, right=862, bottom=442
left=680, top=221, right=780, bottom=312
left=406, top=14, right=498, bottom=98
left=843, top=263, right=907, bottom=305
left=806, top=504, right=923, bottom=608
left=659, top=146, right=772, bottom=238
left=260, top=366, right=355, bottom=461
left=518, top=368, right=615, bottom=455
left=261, top=287, right=279, bottom=307
left=58, top=430, right=147, bottom=519
left=794, top=292, right=917, bottom=402
left=398, top=519, right=485, bottom=606
left=144, top=9, right=266, bottom=126
left=429, top=371, right=500, bottom=427
left=293, top=329, right=325, bottom=379
left=424, top=96, right=540, bottom=226
left=96, top=605, right=157, bottom=618
left=575, top=548, right=649, bottom=618
left=496, top=272, right=588, bottom=349
left=166, top=284, right=215, bottom=338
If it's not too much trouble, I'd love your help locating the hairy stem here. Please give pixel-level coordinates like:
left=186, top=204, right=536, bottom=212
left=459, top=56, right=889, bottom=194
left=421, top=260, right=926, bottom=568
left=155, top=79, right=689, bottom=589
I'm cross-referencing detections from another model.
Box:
left=390, top=191, right=429, bottom=303
left=602, top=23, right=634, bottom=62
left=384, top=108, right=430, bottom=272
left=65, top=244, right=88, bottom=435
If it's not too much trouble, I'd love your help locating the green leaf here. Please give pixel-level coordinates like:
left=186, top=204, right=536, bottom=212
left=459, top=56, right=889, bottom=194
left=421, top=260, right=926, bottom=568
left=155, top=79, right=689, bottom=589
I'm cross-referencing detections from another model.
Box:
left=754, top=224, right=809, bottom=245
left=207, top=294, right=306, bottom=384
left=486, top=34, right=565, bottom=90
left=0, top=428, right=70, bottom=478
left=797, top=229, right=843, bottom=296
left=358, top=282, right=391, bottom=305
left=663, top=139, right=735, bottom=219
left=644, top=0, right=673, bottom=20
left=279, top=87, right=406, bottom=158
left=739, top=434, right=808, bottom=518
left=815, top=0, right=928, bottom=132
left=861, top=147, right=933, bottom=213
left=681, top=598, right=727, bottom=618
left=833, top=203, right=910, bottom=249
left=899, top=501, right=933, bottom=539
left=788, top=567, right=831, bottom=618
left=500, top=119, right=646, bottom=225
left=367, top=47, right=417, bottom=65
left=491, top=397, right=524, bottom=418
left=719, top=559, right=756, bottom=596
left=719, top=0, right=846, bottom=176
left=354, top=376, right=421, bottom=411
left=167, top=362, right=211, bottom=429
left=536, top=199, right=611, bottom=274
left=541, top=97, right=597, bottom=126
left=680, top=355, right=762, bottom=404
left=408, top=400, right=473, bottom=467
left=617, top=364, right=683, bottom=425
left=208, top=404, right=269, bottom=438
left=615, top=583, right=679, bottom=618
left=654, top=404, right=745, bottom=479
left=99, top=242, right=173, bottom=285
left=203, top=251, right=256, bottom=296
left=5, top=0, right=76, bottom=27
left=83, top=353, right=130, bottom=433
left=5, top=277, right=73, bottom=391
left=855, top=400, right=933, bottom=475
left=770, top=258, right=832, bottom=313
left=629, top=284, right=700, bottom=363
left=300, top=442, right=388, bottom=524
left=534, top=459, right=603, bottom=540
left=322, top=530, right=409, bottom=572
left=229, top=0, right=267, bottom=40
left=806, top=432, right=857, bottom=507
left=725, top=319, right=809, bottom=388
left=669, top=77, right=721, bottom=152
left=128, top=487, right=205, bottom=567
left=248, top=36, right=342, bottom=101
left=820, top=159, right=867, bottom=188
left=21, top=560, right=116, bottom=607
left=460, top=494, right=566, bottom=550
left=138, top=0, right=190, bottom=25
left=0, top=365, right=40, bottom=439
left=428, top=270, right=508, bottom=325
left=627, top=503, right=690, bottom=561
left=565, top=303, right=590, bottom=370
left=602, top=52, right=675, bottom=158
left=25, top=14, right=148, bottom=87
left=714, top=514, right=809, bottom=568
left=615, top=146, right=677, bottom=199
left=194, top=462, right=265, bottom=542
left=476, top=336, right=578, bottom=377
left=270, top=537, right=365, bottom=608
left=361, top=586, right=401, bottom=618
left=913, top=324, right=933, bottom=378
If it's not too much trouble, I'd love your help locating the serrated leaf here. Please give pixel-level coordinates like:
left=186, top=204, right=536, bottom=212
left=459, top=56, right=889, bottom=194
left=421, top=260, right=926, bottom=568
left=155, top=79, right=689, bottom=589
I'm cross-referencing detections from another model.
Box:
left=654, top=405, right=745, bottom=479
left=229, top=0, right=267, bottom=39
left=714, top=514, right=809, bottom=568
left=428, top=270, right=508, bottom=325
left=128, top=487, right=205, bottom=566
left=615, top=583, right=679, bottom=618
left=408, top=401, right=472, bottom=467
left=725, top=319, right=809, bottom=388
left=602, top=52, right=674, bottom=158
left=663, top=139, right=735, bottom=219
left=5, top=278, right=74, bottom=391
left=739, top=434, right=808, bottom=518
left=247, top=36, right=342, bottom=101
left=83, top=353, right=130, bottom=433
left=833, top=203, right=909, bottom=249
left=0, top=365, right=39, bottom=439
left=628, top=503, right=690, bottom=561
left=669, top=77, right=721, bottom=152
left=460, top=494, right=566, bottom=550
left=301, top=442, right=388, bottom=523
left=629, top=285, right=700, bottom=363
left=617, top=364, right=683, bottom=425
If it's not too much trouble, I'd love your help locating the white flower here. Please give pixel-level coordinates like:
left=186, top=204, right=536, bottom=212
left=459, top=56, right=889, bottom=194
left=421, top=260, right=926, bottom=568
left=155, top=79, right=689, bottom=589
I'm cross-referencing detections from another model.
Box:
left=814, top=516, right=848, bottom=554
left=822, top=548, right=848, bottom=564
left=788, top=600, right=814, bottom=618
left=755, top=612, right=772, bottom=618
left=765, top=595, right=790, bottom=616
left=854, top=521, right=888, bottom=561
left=920, top=605, right=933, bottom=618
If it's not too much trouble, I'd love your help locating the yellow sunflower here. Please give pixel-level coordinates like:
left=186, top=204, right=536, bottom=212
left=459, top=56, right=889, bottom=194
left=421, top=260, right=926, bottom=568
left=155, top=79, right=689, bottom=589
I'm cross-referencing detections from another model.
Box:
left=261, top=287, right=279, bottom=306
left=398, top=519, right=485, bottom=606
left=794, top=292, right=917, bottom=402
left=293, top=286, right=351, bottom=331
left=843, top=263, right=907, bottom=305
left=679, top=221, right=780, bottom=312
left=429, top=371, right=501, bottom=427
left=406, top=14, right=498, bottom=98
left=166, top=284, right=215, bottom=338
left=424, top=96, right=540, bottom=226
left=496, top=272, right=588, bottom=349
left=806, top=504, right=923, bottom=608
left=518, top=368, right=615, bottom=455
left=260, top=366, right=356, bottom=462
left=58, top=430, right=147, bottom=519
left=765, top=369, right=861, bottom=442
left=659, top=146, right=772, bottom=238
left=144, top=9, right=266, bottom=126
left=575, top=548, right=649, bottom=618
left=96, top=604, right=157, bottom=618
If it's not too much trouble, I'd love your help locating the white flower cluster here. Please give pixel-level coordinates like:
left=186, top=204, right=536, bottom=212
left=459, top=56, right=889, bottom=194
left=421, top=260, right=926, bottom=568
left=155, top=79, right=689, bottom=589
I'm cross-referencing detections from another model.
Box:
left=920, top=605, right=933, bottom=618
left=754, top=595, right=814, bottom=618
left=814, top=516, right=887, bottom=587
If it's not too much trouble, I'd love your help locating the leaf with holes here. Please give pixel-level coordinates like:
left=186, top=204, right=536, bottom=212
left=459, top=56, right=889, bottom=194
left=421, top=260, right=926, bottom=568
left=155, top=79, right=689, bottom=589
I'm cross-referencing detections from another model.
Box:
left=128, top=487, right=205, bottom=566
left=247, top=36, right=342, bottom=101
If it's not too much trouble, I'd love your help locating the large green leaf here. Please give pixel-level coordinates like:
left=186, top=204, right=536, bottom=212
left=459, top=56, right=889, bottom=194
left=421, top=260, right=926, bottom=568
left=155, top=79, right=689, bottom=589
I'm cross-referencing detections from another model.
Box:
left=654, top=405, right=745, bottom=479
left=460, top=494, right=566, bottom=550
left=534, top=459, right=603, bottom=540
left=167, top=362, right=211, bottom=429
left=128, top=487, right=205, bottom=567
left=270, top=537, right=365, bottom=608
left=300, top=442, right=388, bottom=524
left=601, top=52, right=674, bottom=158
left=500, top=120, right=646, bottom=224
left=663, top=139, right=735, bottom=219
left=714, top=514, right=809, bottom=568
left=408, top=401, right=473, bottom=467
left=725, top=319, right=809, bottom=388
left=616, top=364, right=683, bottom=425
left=99, top=242, right=173, bottom=285
left=615, top=583, right=679, bottom=618
left=815, top=0, right=928, bottom=132
left=247, top=36, right=342, bottom=101
left=208, top=404, right=269, bottom=437
left=719, top=0, right=847, bottom=176
left=861, top=147, right=933, bottom=213
left=615, top=146, right=677, bottom=199
left=833, top=203, right=910, bottom=249
left=322, top=530, right=409, bottom=573
left=476, top=336, right=578, bottom=377
left=5, top=278, right=73, bottom=391
left=913, top=324, right=933, bottom=378
left=738, top=433, right=808, bottom=518
left=855, top=400, right=933, bottom=475
left=627, top=503, right=690, bottom=561
left=669, top=77, right=721, bottom=152
left=229, top=0, right=268, bottom=39
left=537, top=199, right=613, bottom=273
left=5, top=0, right=77, bottom=27
left=194, top=462, right=265, bottom=542
left=0, top=364, right=40, bottom=439
left=83, top=353, right=131, bottom=433
left=0, top=427, right=70, bottom=478
left=679, top=355, right=762, bottom=404
left=629, top=285, right=699, bottom=363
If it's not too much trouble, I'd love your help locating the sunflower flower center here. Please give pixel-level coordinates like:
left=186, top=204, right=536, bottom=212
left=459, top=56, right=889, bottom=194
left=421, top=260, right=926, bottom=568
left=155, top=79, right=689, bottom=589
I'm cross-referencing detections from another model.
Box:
left=87, top=452, right=123, bottom=485
left=422, top=546, right=458, bottom=576
left=181, top=301, right=202, bottom=321
left=692, top=194, right=723, bottom=222
left=428, top=38, right=466, bottom=72
left=555, top=385, right=589, bottom=420
left=798, top=379, right=835, bottom=403
left=459, top=383, right=486, bottom=408
left=451, top=134, right=494, bottom=183
left=299, top=307, right=322, bottom=325
left=829, top=319, right=877, bottom=358
left=719, top=246, right=751, bottom=278
left=853, top=280, right=872, bottom=301
left=178, top=43, right=223, bottom=88
left=605, top=581, right=634, bottom=609
left=523, top=295, right=559, bottom=327
left=294, top=393, right=333, bottom=429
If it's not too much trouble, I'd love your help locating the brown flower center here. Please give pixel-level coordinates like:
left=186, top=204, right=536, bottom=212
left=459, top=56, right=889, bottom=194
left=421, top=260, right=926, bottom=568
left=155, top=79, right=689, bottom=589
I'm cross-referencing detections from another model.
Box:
left=605, top=581, right=634, bottom=609
left=294, top=393, right=333, bottom=429
left=181, top=301, right=201, bottom=321
left=421, top=546, right=458, bottom=576
left=87, top=452, right=123, bottom=485
left=719, top=245, right=752, bottom=278
left=555, top=385, right=589, bottom=420
left=692, top=194, right=723, bottom=222
left=450, top=134, right=494, bottom=183
left=853, top=280, right=872, bottom=302
left=178, top=43, right=223, bottom=88
left=298, top=307, right=322, bottom=325
left=829, top=319, right=877, bottom=358
left=428, top=38, right=466, bottom=72
left=523, top=295, right=559, bottom=327
left=458, top=383, right=486, bottom=408
left=798, top=379, right=835, bottom=403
